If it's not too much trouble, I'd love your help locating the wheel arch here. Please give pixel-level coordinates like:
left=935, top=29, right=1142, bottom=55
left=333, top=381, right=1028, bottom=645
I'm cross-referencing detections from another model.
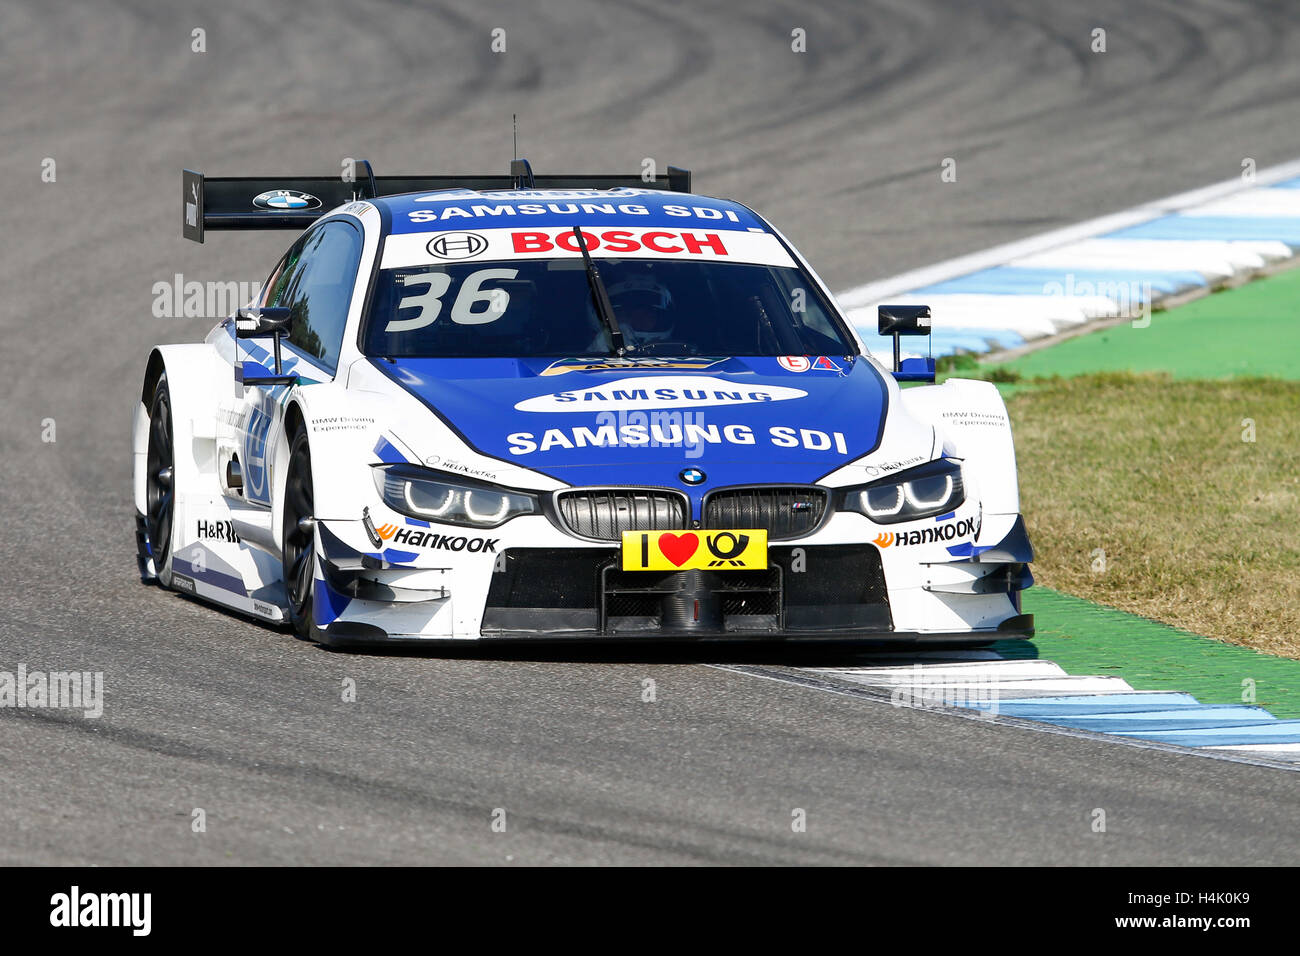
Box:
left=141, top=349, right=167, bottom=405
left=283, top=399, right=307, bottom=443
left=270, top=388, right=389, bottom=551
left=270, top=399, right=307, bottom=551
left=133, top=343, right=229, bottom=512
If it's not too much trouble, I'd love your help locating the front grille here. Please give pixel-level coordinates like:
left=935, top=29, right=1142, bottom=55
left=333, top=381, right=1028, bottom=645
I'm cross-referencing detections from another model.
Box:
left=555, top=488, right=688, bottom=541
left=704, top=486, right=827, bottom=540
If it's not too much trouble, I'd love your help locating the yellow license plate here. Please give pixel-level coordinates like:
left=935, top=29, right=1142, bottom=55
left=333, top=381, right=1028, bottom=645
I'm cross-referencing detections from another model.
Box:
left=621, top=529, right=768, bottom=571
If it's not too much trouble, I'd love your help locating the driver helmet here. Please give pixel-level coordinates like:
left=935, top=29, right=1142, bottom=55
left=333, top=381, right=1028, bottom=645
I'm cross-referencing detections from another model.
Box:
left=589, top=272, right=675, bottom=344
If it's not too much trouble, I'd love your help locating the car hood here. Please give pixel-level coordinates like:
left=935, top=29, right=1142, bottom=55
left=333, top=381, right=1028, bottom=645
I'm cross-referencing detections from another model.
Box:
left=376, top=355, right=892, bottom=488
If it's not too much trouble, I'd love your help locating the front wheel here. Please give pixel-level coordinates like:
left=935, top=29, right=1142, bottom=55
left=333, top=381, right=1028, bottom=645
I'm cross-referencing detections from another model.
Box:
left=144, top=373, right=176, bottom=577
left=282, top=426, right=317, bottom=640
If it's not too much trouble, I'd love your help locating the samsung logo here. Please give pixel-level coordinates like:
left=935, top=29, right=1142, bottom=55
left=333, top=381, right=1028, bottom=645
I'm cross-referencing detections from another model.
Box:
left=514, top=376, right=806, bottom=413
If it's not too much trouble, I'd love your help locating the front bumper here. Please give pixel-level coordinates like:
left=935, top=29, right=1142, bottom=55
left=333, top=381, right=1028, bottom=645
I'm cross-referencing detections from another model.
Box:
left=480, top=543, right=895, bottom=638
left=310, top=504, right=1035, bottom=647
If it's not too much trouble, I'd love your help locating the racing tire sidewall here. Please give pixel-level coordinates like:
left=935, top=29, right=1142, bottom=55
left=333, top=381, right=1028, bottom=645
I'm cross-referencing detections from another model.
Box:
left=145, top=373, right=177, bottom=583
left=282, top=426, right=317, bottom=641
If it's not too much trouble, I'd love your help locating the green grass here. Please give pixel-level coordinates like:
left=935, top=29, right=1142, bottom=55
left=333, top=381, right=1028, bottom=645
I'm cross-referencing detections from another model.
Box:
left=996, top=589, right=1300, bottom=719
left=1006, top=372, right=1300, bottom=658
left=989, top=265, right=1300, bottom=382
left=927, top=268, right=1300, bottom=666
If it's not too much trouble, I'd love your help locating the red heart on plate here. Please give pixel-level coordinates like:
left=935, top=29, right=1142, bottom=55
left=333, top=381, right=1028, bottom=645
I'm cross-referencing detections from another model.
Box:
left=658, top=532, right=699, bottom=567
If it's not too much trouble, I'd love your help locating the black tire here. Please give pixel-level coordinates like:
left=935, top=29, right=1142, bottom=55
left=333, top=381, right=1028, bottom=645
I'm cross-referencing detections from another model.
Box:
left=282, top=425, right=317, bottom=640
left=144, top=373, right=176, bottom=575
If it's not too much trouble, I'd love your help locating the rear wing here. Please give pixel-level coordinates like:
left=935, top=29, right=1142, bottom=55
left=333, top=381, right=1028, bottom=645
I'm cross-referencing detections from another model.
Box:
left=182, top=159, right=692, bottom=242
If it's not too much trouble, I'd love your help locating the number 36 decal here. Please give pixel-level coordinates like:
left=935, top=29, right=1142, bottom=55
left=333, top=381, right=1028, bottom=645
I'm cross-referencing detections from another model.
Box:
left=386, top=268, right=517, bottom=332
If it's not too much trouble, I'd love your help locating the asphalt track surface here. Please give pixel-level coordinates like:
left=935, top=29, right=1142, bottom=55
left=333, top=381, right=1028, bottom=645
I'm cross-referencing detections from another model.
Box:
left=3, top=0, right=1300, bottom=865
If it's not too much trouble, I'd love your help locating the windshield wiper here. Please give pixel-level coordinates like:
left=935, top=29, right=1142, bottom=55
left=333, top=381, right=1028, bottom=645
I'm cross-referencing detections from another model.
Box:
left=572, top=226, right=625, bottom=355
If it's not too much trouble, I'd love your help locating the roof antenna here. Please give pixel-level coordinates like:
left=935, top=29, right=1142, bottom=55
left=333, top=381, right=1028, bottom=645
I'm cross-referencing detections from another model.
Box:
left=513, top=113, right=517, bottom=159
left=509, top=115, right=535, bottom=188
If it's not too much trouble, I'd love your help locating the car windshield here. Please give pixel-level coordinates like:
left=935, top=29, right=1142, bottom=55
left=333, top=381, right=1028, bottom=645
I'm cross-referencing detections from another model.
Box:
left=361, top=258, right=857, bottom=358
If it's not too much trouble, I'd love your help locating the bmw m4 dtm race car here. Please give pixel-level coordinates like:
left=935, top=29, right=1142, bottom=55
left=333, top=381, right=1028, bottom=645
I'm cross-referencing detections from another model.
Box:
left=133, top=159, right=1034, bottom=648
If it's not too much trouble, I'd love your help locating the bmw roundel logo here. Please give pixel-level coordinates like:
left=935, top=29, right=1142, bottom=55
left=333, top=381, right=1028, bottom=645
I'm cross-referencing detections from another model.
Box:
left=252, top=189, right=322, bottom=211
left=679, top=468, right=706, bottom=485
left=427, top=231, right=489, bottom=260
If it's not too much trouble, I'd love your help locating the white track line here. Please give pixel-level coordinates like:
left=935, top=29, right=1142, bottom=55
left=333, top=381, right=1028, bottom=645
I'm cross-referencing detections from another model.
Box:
left=836, top=157, right=1300, bottom=307
left=711, top=664, right=1300, bottom=773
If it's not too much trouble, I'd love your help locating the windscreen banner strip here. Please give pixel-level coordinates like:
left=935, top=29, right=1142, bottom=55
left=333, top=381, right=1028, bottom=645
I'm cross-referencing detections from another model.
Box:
left=380, top=227, right=796, bottom=269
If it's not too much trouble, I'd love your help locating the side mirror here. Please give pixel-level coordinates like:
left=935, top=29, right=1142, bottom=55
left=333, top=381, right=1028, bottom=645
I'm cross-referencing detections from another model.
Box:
left=235, top=306, right=292, bottom=338
left=234, top=307, right=296, bottom=386
left=878, top=304, right=934, bottom=383
left=878, top=304, right=931, bottom=336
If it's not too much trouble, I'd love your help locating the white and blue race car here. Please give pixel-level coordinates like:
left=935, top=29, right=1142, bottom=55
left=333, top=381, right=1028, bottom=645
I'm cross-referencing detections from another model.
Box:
left=133, top=160, right=1033, bottom=648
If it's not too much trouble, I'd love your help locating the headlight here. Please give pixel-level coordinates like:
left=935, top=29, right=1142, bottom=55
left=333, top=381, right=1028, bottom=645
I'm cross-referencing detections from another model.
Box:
left=840, top=460, right=964, bottom=524
left=372, top=465, right=538, bottom=528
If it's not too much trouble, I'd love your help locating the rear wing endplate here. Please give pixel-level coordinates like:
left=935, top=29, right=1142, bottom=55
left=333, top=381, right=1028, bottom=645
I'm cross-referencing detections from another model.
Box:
left=183, top=160, right=692, bottom=242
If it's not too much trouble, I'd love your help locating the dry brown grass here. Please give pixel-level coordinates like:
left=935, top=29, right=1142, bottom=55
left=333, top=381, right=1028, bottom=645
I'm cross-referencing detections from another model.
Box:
left=1007, top=372, right=1300, bottom=657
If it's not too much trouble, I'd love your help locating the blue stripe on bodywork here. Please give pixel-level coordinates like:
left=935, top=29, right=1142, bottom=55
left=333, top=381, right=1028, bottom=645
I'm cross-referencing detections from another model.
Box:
left=374, top=436, right=408, bottom=463
left=379, top=192, right=766, bottom=235
left=373, top=355, right=890, bottom=498
left=314, top=571, right=351, bottom=625
left=174, top=554, right=247, bottom=596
